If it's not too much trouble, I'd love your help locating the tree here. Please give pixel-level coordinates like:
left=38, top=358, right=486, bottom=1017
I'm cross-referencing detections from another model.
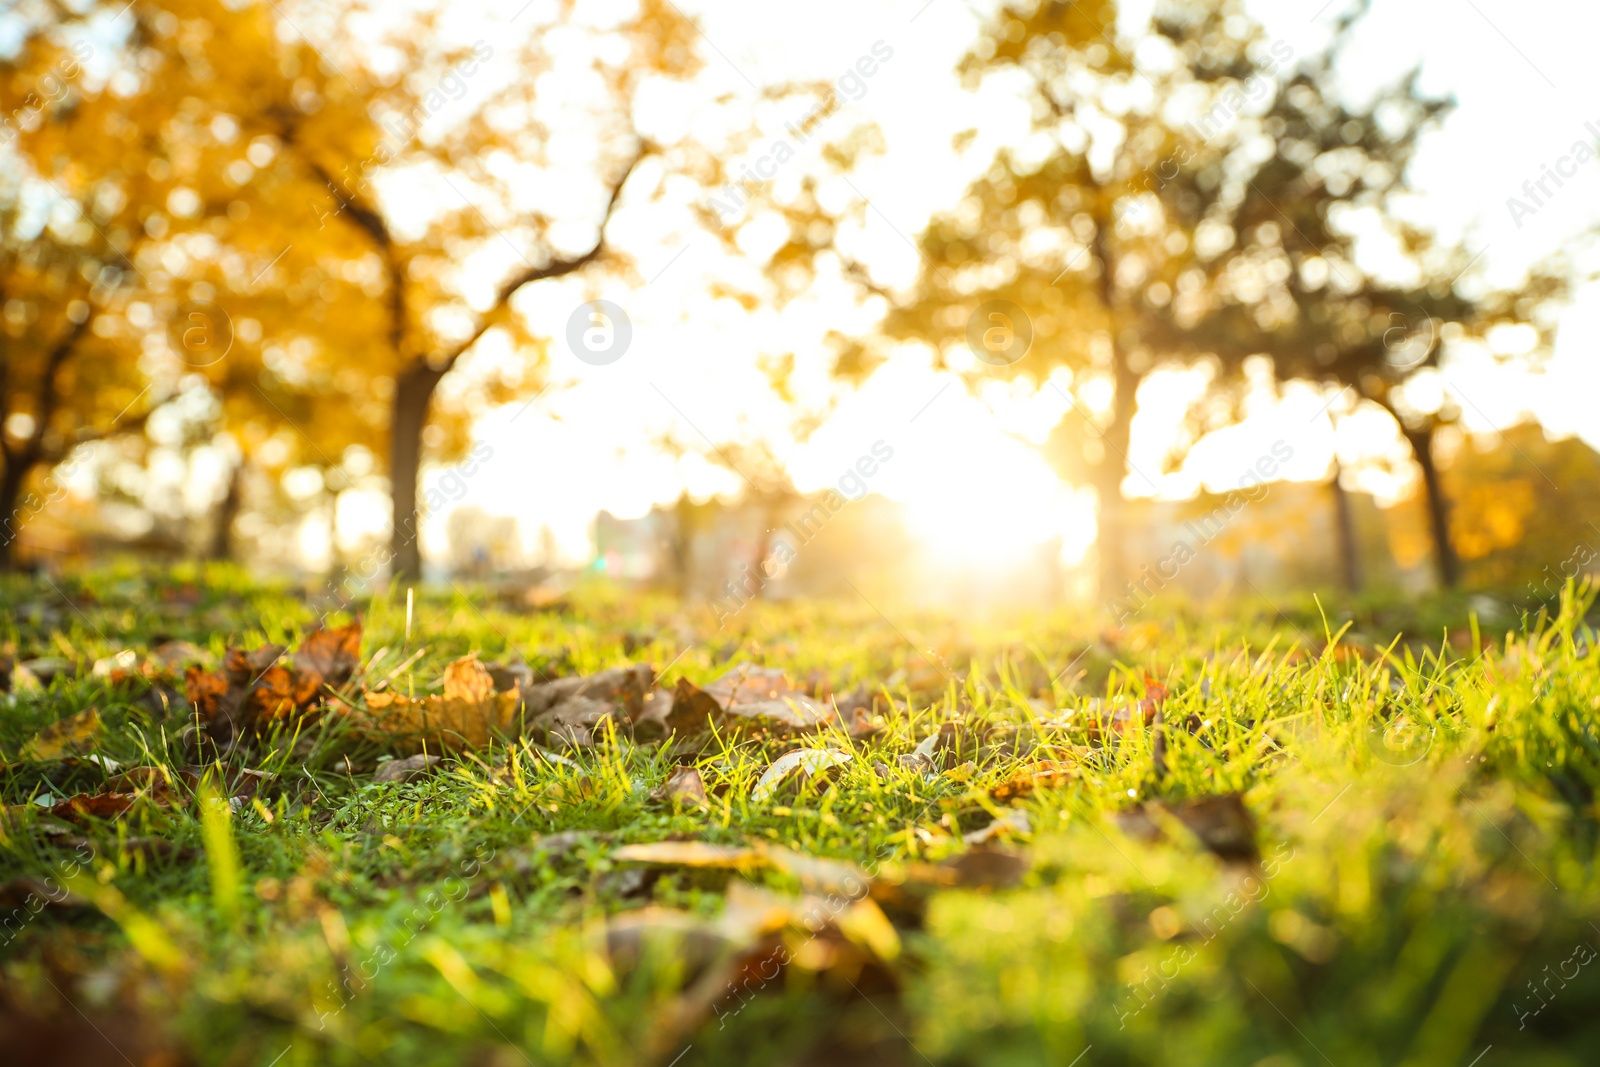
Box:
left=10, top=0, right=706, bottom=580
left=1167, top=22, right=1573, bottom=589
left=1, top=0, right=388, bottom=566
left=767, top=0, right=1315, bottom=598
left=763, top=0, right=1569, bottom=599
left=0, top=30, right=154, bottom=567
left=235, top=0, right=700, bottom=580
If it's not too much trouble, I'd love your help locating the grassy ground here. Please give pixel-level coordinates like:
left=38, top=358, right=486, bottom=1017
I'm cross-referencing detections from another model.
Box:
left=3, top=566, right=1600, bottom=1066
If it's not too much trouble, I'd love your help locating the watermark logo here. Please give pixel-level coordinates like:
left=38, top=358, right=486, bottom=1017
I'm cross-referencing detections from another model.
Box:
left=966, top=300, right=1032, bottom=366
left=1382, top=311, right=1436, bottom=371
left=1506, top=117, right=1600, bottom=230
left=168, top=300, right=234, bottom=367
left=567, top=300, right=632, bottom=366
left=1363, top=710, right=1435, bottom=767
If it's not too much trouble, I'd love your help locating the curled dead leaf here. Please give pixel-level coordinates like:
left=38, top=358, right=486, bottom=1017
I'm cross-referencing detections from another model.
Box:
left=666, top=664, right=837, bottom=738
left=349, top=654, right=521, bottom=752
left=651, top=765, right=709, bottom=808
left=751, top=748, right=852, bottom=802
left=373, top=754, right=443, bottom=784
left=1114, top=793, right=1259, bottom=864
left=962, top=808, right=1031, bottom=845
left=290, top=622, right=362, bottom=706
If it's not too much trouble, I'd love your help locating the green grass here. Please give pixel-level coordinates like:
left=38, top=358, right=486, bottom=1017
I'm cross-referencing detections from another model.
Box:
left=3, top=565, right=1600, bottom=1066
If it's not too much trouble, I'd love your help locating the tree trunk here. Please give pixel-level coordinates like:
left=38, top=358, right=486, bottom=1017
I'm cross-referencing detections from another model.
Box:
left=325, top=489, right=341, bottom=573
left=1095, top=354, right=1140, bottom=602
left=207, top=460, right=244, bottom=561
left=390, top=364, right=444, bottom=582
left=1404, top=427, right=1460, bottom=590
left=749, top=494, right=786, bottom=601
left=666, top=495, right=695, bottom=595
left=0, top=460, right=27, bottom=571
left=1089, top=214, right=1142, bottom=605
left=1329, top=460, right=1361, bottom=593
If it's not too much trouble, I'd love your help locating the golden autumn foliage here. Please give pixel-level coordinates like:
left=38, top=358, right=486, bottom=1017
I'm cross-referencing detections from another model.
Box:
left=2, top=0, right=709, bottom=572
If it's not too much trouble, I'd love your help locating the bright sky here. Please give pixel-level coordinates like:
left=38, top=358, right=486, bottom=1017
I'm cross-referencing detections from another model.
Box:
left=284, top=0, right=1600, bottom=571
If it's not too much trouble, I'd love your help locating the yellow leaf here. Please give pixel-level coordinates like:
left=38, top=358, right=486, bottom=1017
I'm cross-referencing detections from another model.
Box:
left=21, top=708, right=103, bottom=761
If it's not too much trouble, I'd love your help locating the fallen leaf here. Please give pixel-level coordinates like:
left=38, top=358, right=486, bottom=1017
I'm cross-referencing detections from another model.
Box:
left=49, top=792, right=141, bottom=822
left=20, top=657, right=73, bottom=686
left=604, top=880, right=900, bottom=1061
left=611, top=839, right=870, bottom=897
left=373, top=754, right=442, bottom=784
left=665, top=678, right=725, bottom=735
left=762, top=847, right=870, bottom=897
left=602, top=905, right=751, bottom=978
left=103, top=766, right=189, bottom=796
left=147, top=640, right=208, bottom=675
left=351, top=654, right=521, bottom=752
left=751, top=748, right=852, bottom=802
left=667, top=665, right=837, bottom=738
left=522, top=664, right=652, bottom=720
left=98, top=765, right=274, bottom=805
left=1167, top=793, right=1258, bottom=863
left=184, top=627, right=362, bottom=740
left=651, top=765, right=709, bottom=808
left=941, top=846, right=1029, bottom=888
left=962, top=808, right=1031, bottom=844
left=290, top=622, right=362, bottom=706
left=873, top=846, right=1030, bottom=911
left=0, top=877, right=87, bottom=910
left=1113, top=793, right=1259, bottom=863
left=989, top=760, right=1078, bottom=802
left=20, top=708, right=103, bottom=761
left=184, top=642, right=292, bottom=737
left=529, top=829, right=595, bottom=858
left=5, top=659, right=42, bottom=693
left=612, top=840, right=765, bottom=872
left=703, top=663, right=793, bottom=706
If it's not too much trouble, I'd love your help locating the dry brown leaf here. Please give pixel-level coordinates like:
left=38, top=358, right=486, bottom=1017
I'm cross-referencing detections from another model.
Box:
left=373, top=754, right=442, bottom=783
left=351, top=653, right=521, bottom=752
left=651, top=765, right=709, bottom=808
left=666, top=664, right=836, bottom=738
left=989, top=760, right=1079, bottom=802
left=290, top=622, right=362, bottom=706
left=50, top=792, right=141, bottom=822
left=703, top=663, right=793, bottom=705
left=184, top=625, right=360, bottom=738
left=100, top=765, right=274, bottom=805
left=940, top=847, right=1030, bottom=888
left=665, top=678, right=724, bottom=734
left=1113, top=793, right=1259, bottom=864
left=1167, top=793, right=1258, bottom=863
left=184, top=642, right=290, bottom=735
left=962, top=808, right=1031, bottom=845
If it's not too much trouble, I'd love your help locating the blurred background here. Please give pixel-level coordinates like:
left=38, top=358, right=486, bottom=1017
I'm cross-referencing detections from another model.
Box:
left=2, top=0, right=1598, bottom=618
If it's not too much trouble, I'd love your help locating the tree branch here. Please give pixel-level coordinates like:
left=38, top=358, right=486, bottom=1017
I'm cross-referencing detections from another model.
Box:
left=435, top=143, right=650, bottom=371
left=20, top=315, right=92, bottom=469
